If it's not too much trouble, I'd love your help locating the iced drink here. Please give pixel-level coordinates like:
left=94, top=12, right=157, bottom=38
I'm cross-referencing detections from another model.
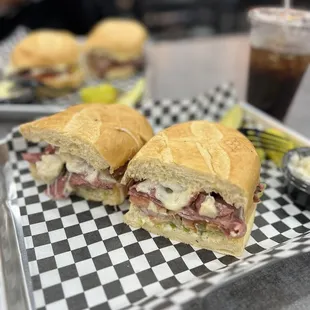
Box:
left=247, top=7, right=310, bottom=121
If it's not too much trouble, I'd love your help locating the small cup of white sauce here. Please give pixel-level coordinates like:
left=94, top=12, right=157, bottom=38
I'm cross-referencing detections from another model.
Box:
left=282, top=147, right=310, bottom=209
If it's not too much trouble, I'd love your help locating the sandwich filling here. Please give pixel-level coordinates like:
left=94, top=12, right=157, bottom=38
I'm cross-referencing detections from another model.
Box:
left=86, top=50, right=144, bottom=78
left=22, top=145, right=127, bottom=199
left=13, top=64, right=79, bottom=84
left=128, top=180, right=265, bottom=238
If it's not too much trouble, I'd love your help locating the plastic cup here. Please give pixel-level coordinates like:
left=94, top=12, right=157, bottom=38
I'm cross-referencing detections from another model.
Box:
left=246, top=7, right=310, bottom=121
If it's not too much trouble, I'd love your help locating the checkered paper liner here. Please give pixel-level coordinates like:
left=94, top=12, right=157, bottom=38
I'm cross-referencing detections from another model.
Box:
left=5, top=83, right=310, bottom=310
left=0, top=27, right=142, bottom=108
left=128, top=231, right=310, bottom=310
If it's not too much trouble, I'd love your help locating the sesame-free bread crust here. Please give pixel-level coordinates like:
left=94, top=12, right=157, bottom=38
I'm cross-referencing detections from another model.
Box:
left=84, top=18, right=148, bottom=61
left=11, top=30, right=80, bottom=68
left=122, top=121, right=261, bottom=214
left=20, top=103, right=153, bottom=172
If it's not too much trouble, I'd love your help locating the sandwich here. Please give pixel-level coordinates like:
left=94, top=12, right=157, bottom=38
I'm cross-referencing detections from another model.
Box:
left=19, top=103, right=153, bottom=205
left=84, top=18, right=147, bottom=79
left=10, top=30, right=83, bottom=89
left=122, top=121, right=264, bottom=257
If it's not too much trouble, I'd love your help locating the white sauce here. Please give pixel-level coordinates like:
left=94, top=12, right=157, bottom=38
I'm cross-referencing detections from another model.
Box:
left=136, top=180, right=193, bottom=212
left=59, top=152, right=115, bottom=184
left=288, top=154, right=310, bottom=184
left=35, top=154, right=64, bottom=183
left=198, top=195, right=218, bottom=218
left=64, top=172, right=73, bottom=196
left=30, top=64, right=69, bottom=75
left=36, top=151, right=116, bottom=187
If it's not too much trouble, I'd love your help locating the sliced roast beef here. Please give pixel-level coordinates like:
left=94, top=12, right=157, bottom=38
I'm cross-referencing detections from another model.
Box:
left=87, top=52, right=144, bottom=78
left=129, top=184, right=249, bottom=238
left=130, top=194, right=165, bottom=211
left=44, top=145, right=56, bottom=154
left=178, top=206, right=246, bottom=237
left=23, top=146, right=129, bottom=200
left=23, top=146, right=124, bottom=190
left=46, top=171, right=116, bottom=199
left=45, top=173, right=70, bottom=199
left=129, top=187, right=164, bottom=208
left=131, top=189, right=247, bottom=237
left=22, top=152, right=42, bottom=163
left=17, top=66, right=74, bottom=82
left=112, top=163, right=128, bottom=179
left=22, top=145, right=56, bottom=163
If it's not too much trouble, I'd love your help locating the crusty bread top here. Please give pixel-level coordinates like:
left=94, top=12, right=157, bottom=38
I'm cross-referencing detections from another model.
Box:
left=20, top=104, right=153, bottom=172
left=84, top=18, right=148, bottom=61
left=11, top=30, right=80, bottom=69
left=123, top=121, right=261, bottom=210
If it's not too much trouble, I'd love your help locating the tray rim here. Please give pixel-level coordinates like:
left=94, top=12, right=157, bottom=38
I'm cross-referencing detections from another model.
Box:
left=240, top=101, right=310, bottom=146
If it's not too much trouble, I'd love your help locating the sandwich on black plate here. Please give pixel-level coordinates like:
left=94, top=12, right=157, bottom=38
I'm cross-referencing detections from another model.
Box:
left=20, top=103, right=153, bottom=205
left=122, top=121, right=264, bottom=256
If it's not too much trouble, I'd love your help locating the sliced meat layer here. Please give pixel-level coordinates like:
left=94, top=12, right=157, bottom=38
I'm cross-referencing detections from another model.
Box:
left=22, top=145, right=56, bottom=163
left=112, top=163, right=128, bottom=179
left=22, top=152, right=42, bottom=163
left=87, top=53, right=144, bottom=78
left=46, top=173, right=70, bottom=200
left=129, top=185, right=250, bottom=238
left=45, top=171, right=116, bottom=199
left=178, top=206, right=246, bottom=238
left=24, top=146, right=125, bottom=200
left=16, top=65, right=76, bottom=82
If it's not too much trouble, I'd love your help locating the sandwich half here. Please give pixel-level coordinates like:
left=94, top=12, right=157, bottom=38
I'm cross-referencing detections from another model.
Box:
left=122, top=121, right=263, bottom=257
left=84, top=18, right=147, bottom=79
left=10, top=30, right=83, bottom=89
left=20, top=103, right=153, bottom=205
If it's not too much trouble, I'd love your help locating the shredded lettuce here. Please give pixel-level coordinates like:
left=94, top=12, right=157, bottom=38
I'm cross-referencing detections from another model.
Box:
left=170, top=223, right=177, bottom=229
left=194, top=223, right=206, bottom=234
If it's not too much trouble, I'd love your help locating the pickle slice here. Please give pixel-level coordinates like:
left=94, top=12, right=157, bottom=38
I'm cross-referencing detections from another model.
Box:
left=265, top=128, right=295, bottom=167
left=80, top=84, right=118, bottom=104
left=117, top=78, right=145, bottom=106
left=220, top=104, right=244, bottom=129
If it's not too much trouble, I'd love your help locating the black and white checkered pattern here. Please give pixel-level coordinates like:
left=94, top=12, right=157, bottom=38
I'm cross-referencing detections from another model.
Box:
left=127, top=231, right=310, bottom=310
left=5, top=82, right=310, bottom=310
left=136, top=83, right=237, bottom=133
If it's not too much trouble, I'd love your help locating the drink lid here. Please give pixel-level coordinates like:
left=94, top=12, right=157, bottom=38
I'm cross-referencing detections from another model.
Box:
left=248, top=7, right=310, bottom=29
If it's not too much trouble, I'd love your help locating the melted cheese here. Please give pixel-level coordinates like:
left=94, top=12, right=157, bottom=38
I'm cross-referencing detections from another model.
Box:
left=30, top=64, right=70, bottom=75
left=59, top=152, right=115, bottom=183
left=136, top=180, right=193, bottom=212
left=198, top=195, right=218, bottom=218
left=289, top=153, right=310, bottom=183
left=36, top=154, right=64, bottom=183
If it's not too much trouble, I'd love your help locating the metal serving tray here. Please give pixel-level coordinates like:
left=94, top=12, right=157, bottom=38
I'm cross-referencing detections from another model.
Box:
left=1, top=99, right=310, bottom=310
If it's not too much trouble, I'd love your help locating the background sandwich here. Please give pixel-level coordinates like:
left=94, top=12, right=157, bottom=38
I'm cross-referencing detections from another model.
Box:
left=122, top=121, right=263, bottom=256
left=10, top=30, right=83, bottom=89
left=20, top=103, right=153, bottom=205
left=84, top=18, right=148, bottom=80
